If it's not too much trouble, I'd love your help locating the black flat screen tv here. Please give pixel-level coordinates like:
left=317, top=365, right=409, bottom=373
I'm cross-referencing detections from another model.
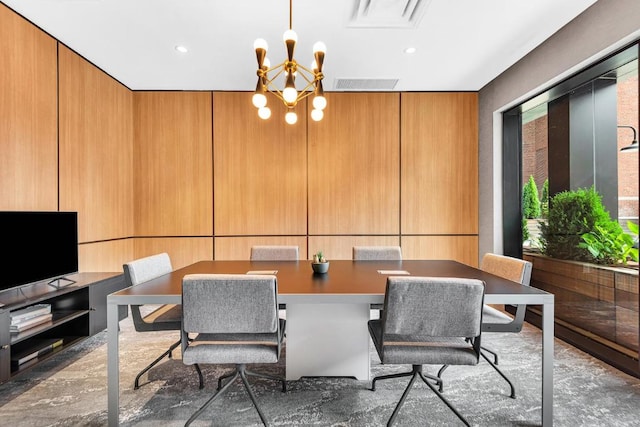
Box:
left=0, top=211, right=79, bottom=292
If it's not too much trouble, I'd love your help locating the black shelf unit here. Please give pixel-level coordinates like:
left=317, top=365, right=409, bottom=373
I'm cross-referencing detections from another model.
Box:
left=0, top=272, right=127, bottom=383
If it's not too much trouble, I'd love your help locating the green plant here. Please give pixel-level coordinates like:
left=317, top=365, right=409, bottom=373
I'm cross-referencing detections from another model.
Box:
left=540, top=179, right=549, bottom=218
left=522, top=176, right=541, bottom=219
left=313, top=250, right=327, bottom=263
left=539, top=186, right=614, bottom=262
left=579, top=221, right=639, bottom=265
left=522, top=217, right=530, bottom=242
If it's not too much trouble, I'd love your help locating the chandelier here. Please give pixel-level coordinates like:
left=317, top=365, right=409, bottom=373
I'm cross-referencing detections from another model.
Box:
left=251, top=0, right=327, bottom=125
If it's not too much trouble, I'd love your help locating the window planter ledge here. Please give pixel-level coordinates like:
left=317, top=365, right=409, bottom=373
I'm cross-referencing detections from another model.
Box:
left=522, top=251, right=639, bottom=378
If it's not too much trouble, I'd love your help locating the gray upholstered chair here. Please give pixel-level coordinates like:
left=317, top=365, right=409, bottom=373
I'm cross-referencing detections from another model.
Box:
left=250, top=245, right=298, bottom=310
left=123, top=253, right=203, bottom=390
left=181, top=274, right=286, bottom=427
left=353, top=246, right=402, bottom=313
left=437, top=253, right=532, bottom=398
left=369, top=276, right=485, bottom=426
left=250, top=245, right=299, bottom=261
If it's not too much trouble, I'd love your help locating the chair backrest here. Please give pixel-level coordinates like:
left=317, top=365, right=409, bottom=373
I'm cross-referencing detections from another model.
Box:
left=182, top=274, right=279, bottom=334
left=123, top=252, right=173, bottom=286
left=250, top=245, right=299, bottom=261
left=480, top=253, right=533, bottom=328
left=353, top=246, right=402, bottom=261
left=382, top=276, right=484, bottom=339
left=480, top=253, right=532, bottom=286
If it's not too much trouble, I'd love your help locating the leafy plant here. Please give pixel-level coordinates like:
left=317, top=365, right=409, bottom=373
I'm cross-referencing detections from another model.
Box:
left=522, top=217, right=530, bottom=242
left=522, top=175, right=541, bottom=219
left=540, top=179, right=550, bottom=218
left=579, top=221, right=639, bottom=265
left=539, top=186, right=615, bottom=262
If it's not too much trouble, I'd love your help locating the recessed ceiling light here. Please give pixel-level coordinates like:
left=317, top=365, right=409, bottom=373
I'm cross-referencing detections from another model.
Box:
left=175, top=45, right=188, bottom=53
left=404, top=47, right=417, bottom=54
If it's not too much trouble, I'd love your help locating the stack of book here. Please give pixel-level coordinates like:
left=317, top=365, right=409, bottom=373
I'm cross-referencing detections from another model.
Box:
left=11, top=337, right=64, bottom=368
left=10, top=304, right=53, bottom=334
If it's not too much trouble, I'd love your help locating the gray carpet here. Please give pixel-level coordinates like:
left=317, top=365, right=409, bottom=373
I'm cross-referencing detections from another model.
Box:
left=1, top=311, right=640, bottom=427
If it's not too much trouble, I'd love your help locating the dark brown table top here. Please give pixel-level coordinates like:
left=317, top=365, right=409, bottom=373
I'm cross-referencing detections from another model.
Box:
left=109, top=260, right=552, bottom=305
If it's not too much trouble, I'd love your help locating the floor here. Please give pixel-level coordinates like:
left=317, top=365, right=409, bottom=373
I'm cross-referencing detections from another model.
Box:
left=1, top=311, right=640, bottom=426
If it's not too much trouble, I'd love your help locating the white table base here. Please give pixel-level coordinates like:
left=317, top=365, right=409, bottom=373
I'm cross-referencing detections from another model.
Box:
left=285, top=303, right=371, bottom=380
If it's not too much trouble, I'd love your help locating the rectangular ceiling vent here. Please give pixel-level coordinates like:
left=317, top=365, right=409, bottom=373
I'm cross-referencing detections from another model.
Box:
left=334, top=78, right=399, bottom=91
left=349, top=0, right=431, bottom=28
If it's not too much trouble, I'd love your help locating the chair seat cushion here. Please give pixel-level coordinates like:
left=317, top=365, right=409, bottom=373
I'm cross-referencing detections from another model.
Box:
left=368, top=320, right=479, bottom=366
left=183, top=319, right=285, bottom=365
left=482, top=304, right=513, bottom=325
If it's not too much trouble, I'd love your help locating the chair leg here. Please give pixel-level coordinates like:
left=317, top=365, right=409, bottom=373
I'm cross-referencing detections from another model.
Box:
left=387, top=368, right=419, bottom=426
left=194, top=364, right=204, bottom=389
left=481, top=345, right=499, bottom=364
left=480, top=350, right=516, bottom=398
left=238, top=364, right=269, bottom=426
left=371, top=371, right=413, bottom=391
left=245, top=368, right=287, bottom=392
left=436, top=365, right=449, bottom=391
left=217, top=370, right=236, bottom=391
left=185, top=370, right=239, bottom=427
left=419, top=365, right=471, bottom=427
left=134, top=339, right=181, bottom=390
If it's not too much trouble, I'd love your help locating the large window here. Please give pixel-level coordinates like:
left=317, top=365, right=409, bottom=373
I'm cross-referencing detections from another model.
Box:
left=503, top=43, right=639, bottom=376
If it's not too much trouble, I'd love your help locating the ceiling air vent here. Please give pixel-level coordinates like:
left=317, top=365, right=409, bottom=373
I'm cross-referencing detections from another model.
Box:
left=334, top=78, right=399, bottom=91
left=349, top=0, right=431, bottom=28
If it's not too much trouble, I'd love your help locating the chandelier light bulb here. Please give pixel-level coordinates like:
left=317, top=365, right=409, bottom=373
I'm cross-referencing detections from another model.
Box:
left=311, top=60, right=318, bottom=71
left=311, top=109, right=324, bottom=121
left=285, top=111, right=298, bottom=125
left=283, top=86, right=298, bottom=104
left=283, top=29, right=298, bottom=43
left=258, top=106, right=271, bottom=120
left=312, top=95, right=327, bottom=110
left=252, top=93, right=267, bottom=108
left=253, top=38, right=268, bottom=51
left=263, top=57, right=271, bottom=69
left=313, top=41, right=327, bottom=54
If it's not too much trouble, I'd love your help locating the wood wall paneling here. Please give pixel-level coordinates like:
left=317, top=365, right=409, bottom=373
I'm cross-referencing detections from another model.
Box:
left=215, top=236, right=308, bottom=261
left=402, top=235, right=479, bottom=267
left=308, top=236, right=401, bottom=260
left=133, top=92, right=213, bottom=237
left=213, top=92, right=307, bottom=236
left=0, top=5, right=58, bottom=211
left=401, top=93, right=478, bottom=235
left=58, top=45, right=134, bottom=243
left=79, top=239, right=133, bottom=272
left=133, top=237, right=213, bottom=270
left=308, top=93, right=400, bottom=235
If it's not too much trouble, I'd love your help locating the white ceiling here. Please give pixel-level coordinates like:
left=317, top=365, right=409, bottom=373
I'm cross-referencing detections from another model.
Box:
left=2, top=0, right=599, bottom=91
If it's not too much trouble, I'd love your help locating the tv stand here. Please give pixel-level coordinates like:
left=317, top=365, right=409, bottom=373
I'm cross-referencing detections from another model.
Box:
left=47, top=276, right=77, bottom=289
left=0, top=272, right=128, bottom=383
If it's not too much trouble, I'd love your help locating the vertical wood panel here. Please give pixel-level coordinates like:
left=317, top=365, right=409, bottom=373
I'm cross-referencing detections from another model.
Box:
left=213, top=92, right=307, bottom=235
left=215, top=236, right=308, bottom=261
left=58, top=45, right=134, bottom=243
left=79, top=240, right=133, bottom=272
left=308, top=93, right=400, bottom=234
left=309, top=236, right=400, bottom=260
left=0, top=5, right=57, bottom=211
left=402, top=236, right=479, bottom=267
left=133, top=92, right=213, bottom=236
left=401, top=93, right=478, bottom=234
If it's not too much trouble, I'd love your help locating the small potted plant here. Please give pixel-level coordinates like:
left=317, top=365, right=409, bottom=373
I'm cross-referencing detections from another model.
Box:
left=311, top=250, right=329, bottom=273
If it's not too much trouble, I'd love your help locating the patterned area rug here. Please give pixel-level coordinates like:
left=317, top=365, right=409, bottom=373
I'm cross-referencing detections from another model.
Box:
left=1, top=310, right=640, bottom=426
